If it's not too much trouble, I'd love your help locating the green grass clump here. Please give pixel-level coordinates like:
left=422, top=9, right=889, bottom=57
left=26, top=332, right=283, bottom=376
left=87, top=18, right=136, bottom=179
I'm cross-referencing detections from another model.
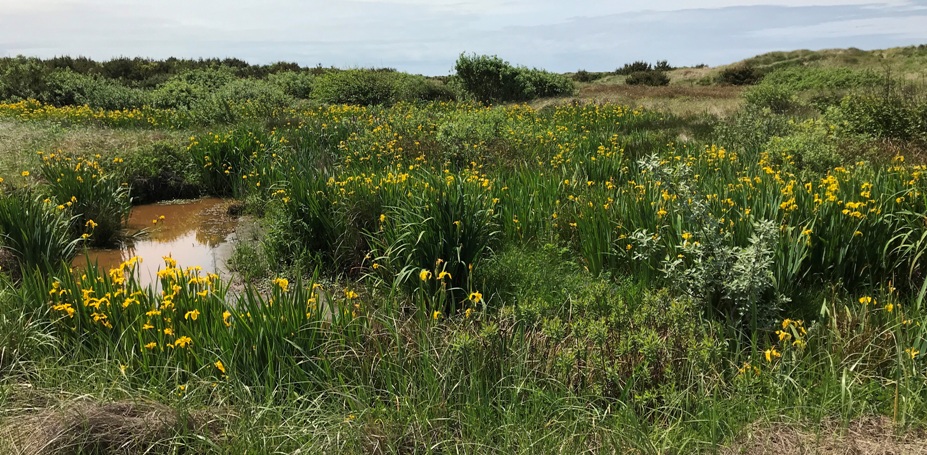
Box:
left=38, top=151, right=131, bottom=247
left=0, top=189, right=80, bottom=273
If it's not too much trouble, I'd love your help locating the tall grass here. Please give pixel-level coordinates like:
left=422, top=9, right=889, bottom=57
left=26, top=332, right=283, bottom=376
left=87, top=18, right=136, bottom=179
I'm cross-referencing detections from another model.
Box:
left=0, top=189, right=80, bottom=273
left=38, top=151, right=131, bottom=247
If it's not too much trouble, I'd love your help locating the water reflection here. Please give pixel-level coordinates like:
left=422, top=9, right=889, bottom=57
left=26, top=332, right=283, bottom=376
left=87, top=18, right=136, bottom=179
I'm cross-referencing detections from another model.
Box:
left=74, top=198, right=239, bottom=289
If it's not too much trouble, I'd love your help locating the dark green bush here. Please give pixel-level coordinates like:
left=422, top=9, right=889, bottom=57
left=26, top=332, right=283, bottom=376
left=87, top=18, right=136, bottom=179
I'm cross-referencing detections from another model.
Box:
left=0, top=57, right=50, bottom=102
left=654, top=60, right=674, bottom=71
left=743, top=84, right=796, bottom=113
left=150, top=79, right=209, bottom=110
left=572, top=70, right=607, bottom=83
left=150, top=68, right=238, bottom=110
left=196, top=78, right=294, bottom=123
left=831, top=91, right=927, bottom=142
left=712, top=105, right=793, bottom=157
left=625, top=71, right=670, bottom=86
left=267, top=71, right=316, bottom=99
left=717, top=64, right=764, bottom=85
left=172, top=67, right=237, bottom=90
left=45, top=69, right=150, bottom=110
left=615, top=61, right=652, bottom=75
left=454, top=54, right=524, bottom=104
left=516, top=68, right=576, bottom=99
left=764, top=121, right=843, bottom=175
left=311, top=70, right=450, bottom=105
left=392, top=75, right=457, bottom=103
left=454, top=53, right=574, bottom=104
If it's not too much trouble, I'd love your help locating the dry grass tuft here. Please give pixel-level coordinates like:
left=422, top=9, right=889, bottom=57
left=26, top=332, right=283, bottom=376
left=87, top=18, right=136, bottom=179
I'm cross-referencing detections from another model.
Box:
left=722, top=416, right=927, bottom=455
left=0, top=399, right=213, bottom=455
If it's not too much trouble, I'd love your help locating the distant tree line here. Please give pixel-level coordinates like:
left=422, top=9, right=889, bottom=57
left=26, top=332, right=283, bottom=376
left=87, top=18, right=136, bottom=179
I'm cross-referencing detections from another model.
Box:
left=0, top=54, right=579, bottom=114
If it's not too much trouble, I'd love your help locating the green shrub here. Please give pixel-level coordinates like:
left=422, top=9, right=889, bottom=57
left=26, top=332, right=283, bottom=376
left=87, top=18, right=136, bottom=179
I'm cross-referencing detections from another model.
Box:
left=453, top=54, right=523, bottom=104
left=151, top=68, right=238, bottom=110
left=654, top=60, right=673, bottom=71
left=454, top=53, right=574, bottom=104
left=171, top=67, right=237, bottom=90
left=150, top=78, right=208, bottom=110
left=717, top=64, right=764, bottom=85
left=267, top=71, right=316, bottom=99
left=571, top=70, right=605, bottom=83
left=516, top=68, right=576, bottom=99
left=311, top=70, right=448, bottom=105
left=0, top=57, right=49, bottom=102
left=712, top=105, right=793, bottom=157
left=615, top=61, right=652, bottom=75
left=435, top=107, right=512, bottom=168
left=829, top=91, right=927, bottom=143
left=311, top=70, right=392, bottom=105
left=743, top=84, right=797, bottom=113
left=625, top=71, right=670, bottom=86
left=197, top=78, right=294, bottom=123
left=764, top=119, right=843, bottom=175
left=45, top=69, right=150, bottom=110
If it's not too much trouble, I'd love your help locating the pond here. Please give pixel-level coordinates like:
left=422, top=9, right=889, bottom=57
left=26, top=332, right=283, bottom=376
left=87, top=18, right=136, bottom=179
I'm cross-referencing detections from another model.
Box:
left=73, top=198, right=241, bottom=290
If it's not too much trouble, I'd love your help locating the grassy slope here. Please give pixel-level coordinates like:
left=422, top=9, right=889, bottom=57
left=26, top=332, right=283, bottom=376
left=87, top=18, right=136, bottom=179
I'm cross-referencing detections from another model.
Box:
left=0, top=121, right=186, bottom=179
left=555, top=44, right=927, bottom=117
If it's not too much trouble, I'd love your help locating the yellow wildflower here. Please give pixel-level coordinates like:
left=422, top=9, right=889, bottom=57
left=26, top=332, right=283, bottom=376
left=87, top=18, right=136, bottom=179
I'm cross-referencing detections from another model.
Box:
left=764, top=348, right=781, bottom=363
left=273, top=277, right=289, bottom=292
left=173, top=336, right=192, bottom=348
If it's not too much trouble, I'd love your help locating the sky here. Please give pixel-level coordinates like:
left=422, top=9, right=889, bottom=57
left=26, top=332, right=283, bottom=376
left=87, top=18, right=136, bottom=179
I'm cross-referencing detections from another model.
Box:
left=0, top=0, right=925, bottom=75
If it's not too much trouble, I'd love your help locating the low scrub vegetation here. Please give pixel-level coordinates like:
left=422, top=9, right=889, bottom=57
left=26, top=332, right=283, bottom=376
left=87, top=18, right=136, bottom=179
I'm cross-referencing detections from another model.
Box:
left=1, top=48, right=927, bottom=453
left=454, top=53, right=575, bottom=103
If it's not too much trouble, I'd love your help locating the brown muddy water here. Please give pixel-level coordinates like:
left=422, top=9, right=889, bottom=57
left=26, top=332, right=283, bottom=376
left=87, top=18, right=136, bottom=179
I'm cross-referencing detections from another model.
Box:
left=72, top=198, right=241, bottom=289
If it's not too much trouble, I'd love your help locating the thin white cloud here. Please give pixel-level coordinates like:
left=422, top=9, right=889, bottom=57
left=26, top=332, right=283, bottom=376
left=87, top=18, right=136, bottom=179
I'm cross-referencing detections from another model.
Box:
left=750, top=15, right=927, bottom=39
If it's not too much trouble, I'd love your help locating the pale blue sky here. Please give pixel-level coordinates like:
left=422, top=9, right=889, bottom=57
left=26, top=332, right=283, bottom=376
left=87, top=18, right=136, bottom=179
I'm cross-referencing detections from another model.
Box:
left=1, top=0, right=925, bottom=75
